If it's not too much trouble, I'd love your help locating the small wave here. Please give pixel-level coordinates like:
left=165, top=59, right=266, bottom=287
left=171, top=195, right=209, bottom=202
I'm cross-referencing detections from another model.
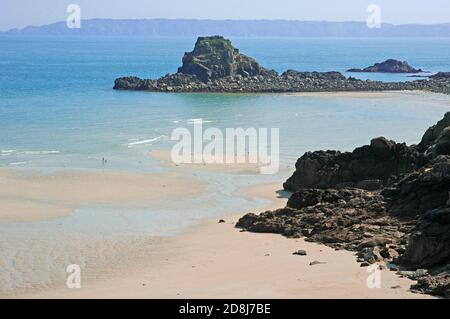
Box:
left=9, top=161, right=27, bottom=166
left=127, top=136, right=164, bottom=147
left=1, top=150, right=15, bottom=156
left=187, top=118, right=213, bottom=124
left=18, top=150, right=60, bottom=155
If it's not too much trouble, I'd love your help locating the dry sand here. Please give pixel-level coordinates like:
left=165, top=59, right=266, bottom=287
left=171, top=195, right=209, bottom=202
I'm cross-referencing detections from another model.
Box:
left=18, top=182, right=432, bottom=299
left=0, top=168, right=204, bottom=222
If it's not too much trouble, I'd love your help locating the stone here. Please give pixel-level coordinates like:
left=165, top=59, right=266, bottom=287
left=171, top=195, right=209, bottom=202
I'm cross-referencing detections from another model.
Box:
left=359, top=237, right=392, bottom=249
left=360, top=262, right=370, bottom=267
left=309, top=261, right=327, bottom=266
left=387, top=263, right=400, bottom=271
left=293, top=250, right=307, bottom=256
left=381, top=247, right=399, bottom=259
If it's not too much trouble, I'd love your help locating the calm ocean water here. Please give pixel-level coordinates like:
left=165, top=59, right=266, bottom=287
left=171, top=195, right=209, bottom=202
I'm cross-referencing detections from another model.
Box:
left=0, top=36, right=449, bottom=294
left=1, top=36, right=450, bottom=169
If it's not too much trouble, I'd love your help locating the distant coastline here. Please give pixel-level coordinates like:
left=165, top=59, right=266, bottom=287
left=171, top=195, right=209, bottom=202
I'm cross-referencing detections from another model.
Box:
left=3, top=18, right=450, bottom=37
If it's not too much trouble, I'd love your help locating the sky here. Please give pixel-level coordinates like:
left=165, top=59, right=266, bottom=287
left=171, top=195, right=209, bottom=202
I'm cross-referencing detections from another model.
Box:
left=1, top=0, right=449, bottom=31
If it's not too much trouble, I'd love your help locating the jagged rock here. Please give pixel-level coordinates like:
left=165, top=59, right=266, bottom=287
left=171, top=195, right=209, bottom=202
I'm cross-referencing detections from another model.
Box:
left=411, top=271, right=450, bottom=298
left=177, top=36, right=276, bottom=82
left=382, top=156, right=450, bottom=217
left=347, top=59, right=423, bottom=73
left=397, top=205, right=450, bottom=269
left=283, top=137, right=418, bottom=192
left=419, top=112, right=450, bottom=153
left=236, top=188, right=408, bottom=251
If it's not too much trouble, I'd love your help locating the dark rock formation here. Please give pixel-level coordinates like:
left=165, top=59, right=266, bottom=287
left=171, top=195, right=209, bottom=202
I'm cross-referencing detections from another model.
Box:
left=418, top=112, right=450, bottom=154
left=347, top=59, right=423, bottom=73
left=114, top=37, right=450, bottom=95
left=382, top=156, right=450, bottom=218
left=283, top=137, right=419, bottom=192
left=238, top=112, right=450, bottom=298
left=177, top=36, right=276, bottom=82
left=430, top=72, right=450, bottom=80
left=412, top=270, right=450, bottom=298
left=236, top=188, right=409, bottom=253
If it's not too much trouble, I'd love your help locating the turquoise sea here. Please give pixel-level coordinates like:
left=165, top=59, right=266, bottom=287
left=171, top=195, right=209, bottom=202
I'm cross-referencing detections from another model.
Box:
left=0, top=36, right=449, bottom=294
left=1, top=37, right=450, bottom=169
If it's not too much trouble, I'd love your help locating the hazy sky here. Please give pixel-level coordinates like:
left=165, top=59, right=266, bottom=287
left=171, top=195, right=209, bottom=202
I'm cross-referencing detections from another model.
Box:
left=1, top=0, right=449, bottom=31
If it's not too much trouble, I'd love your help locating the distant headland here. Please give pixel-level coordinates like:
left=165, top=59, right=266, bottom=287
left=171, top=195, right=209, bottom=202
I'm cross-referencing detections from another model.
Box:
left=114, top=36, right=450, bottom=94
left=3, top=19, right=450, bottom=37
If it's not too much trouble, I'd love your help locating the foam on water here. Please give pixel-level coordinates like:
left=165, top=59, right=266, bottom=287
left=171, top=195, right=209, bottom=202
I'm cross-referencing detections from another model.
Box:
left=127, top=135, right=165, bottom=147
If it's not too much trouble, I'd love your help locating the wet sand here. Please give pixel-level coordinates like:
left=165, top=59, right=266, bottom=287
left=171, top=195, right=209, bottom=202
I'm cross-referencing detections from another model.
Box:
left=17, top=182, right=432, bottom=299
left=0, top=168, right=204, bottom=222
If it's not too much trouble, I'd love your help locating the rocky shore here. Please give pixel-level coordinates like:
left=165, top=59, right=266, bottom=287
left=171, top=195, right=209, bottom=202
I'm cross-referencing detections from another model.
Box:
left=237, top=113, right=450, bottom=298
left=114, top=36, right=450, bottom=95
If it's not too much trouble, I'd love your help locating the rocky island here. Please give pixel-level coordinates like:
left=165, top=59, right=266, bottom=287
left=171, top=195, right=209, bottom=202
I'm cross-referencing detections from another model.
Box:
left=347, top=59, right=423, bottom=73
left=114, top=36, right=450, bottom=94
left=237, top=112, right=450, bottom=298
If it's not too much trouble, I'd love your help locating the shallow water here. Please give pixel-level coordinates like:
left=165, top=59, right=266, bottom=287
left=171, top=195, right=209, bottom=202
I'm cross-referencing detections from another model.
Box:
left=0, top=36, right=449, bottom=294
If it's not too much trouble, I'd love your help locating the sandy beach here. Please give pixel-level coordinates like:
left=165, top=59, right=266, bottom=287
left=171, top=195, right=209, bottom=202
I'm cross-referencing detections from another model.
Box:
left=0, top=168, right=204, bottom=222
left=12, top=179, right=431, bottom=299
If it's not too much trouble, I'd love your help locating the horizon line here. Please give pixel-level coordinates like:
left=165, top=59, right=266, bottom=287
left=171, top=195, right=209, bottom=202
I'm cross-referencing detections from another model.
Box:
left=3, top=18, right=450, bottom=33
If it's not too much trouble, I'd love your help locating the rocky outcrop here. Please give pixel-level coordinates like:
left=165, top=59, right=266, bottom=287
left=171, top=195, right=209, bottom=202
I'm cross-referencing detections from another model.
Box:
left=418, top=112, right=450, bottom=154
left=236, top=188, right=410, bottom=253
left=412, top=270, right=450, bottom=298
left=238, top=113, right=450, bottom=298
left=283, top=137, right=419, bottom=192
left=347, top=59, right=423, bottom=73
left=382, top=156, right=450, bottom=218
left=114, top=37, right=450, bottom=94
left=177, top=36, right=276, bottom=82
